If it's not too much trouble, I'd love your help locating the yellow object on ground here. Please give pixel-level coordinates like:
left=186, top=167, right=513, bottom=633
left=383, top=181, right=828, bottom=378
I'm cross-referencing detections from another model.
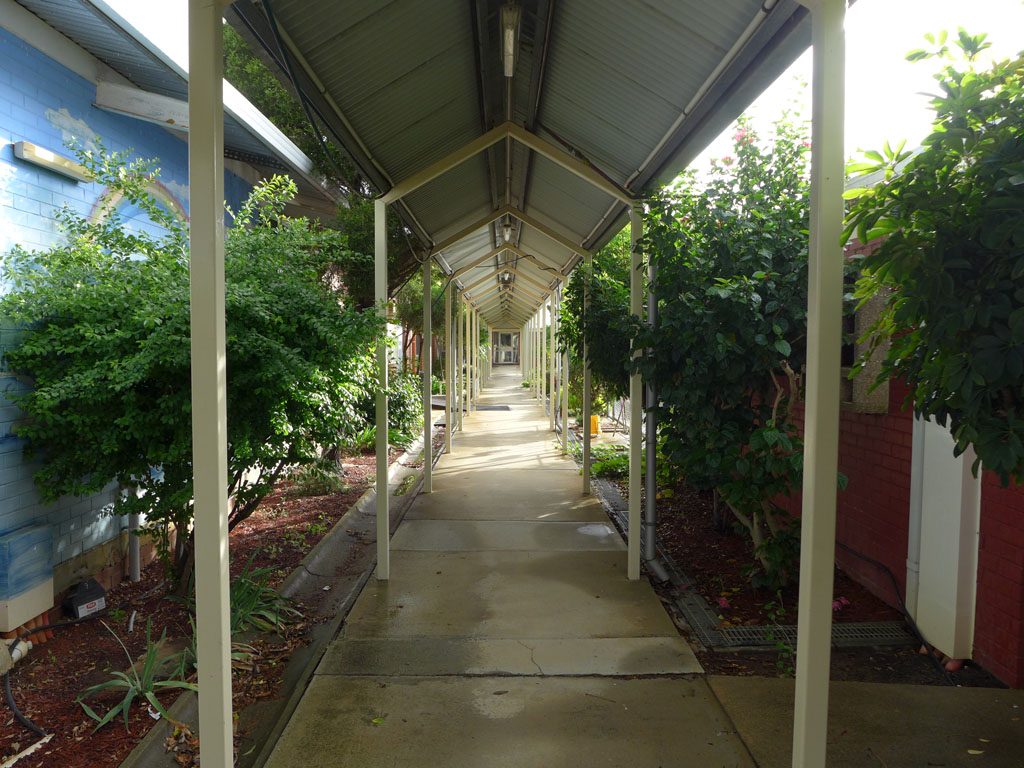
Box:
left=590, top=414, right=601, bottom=435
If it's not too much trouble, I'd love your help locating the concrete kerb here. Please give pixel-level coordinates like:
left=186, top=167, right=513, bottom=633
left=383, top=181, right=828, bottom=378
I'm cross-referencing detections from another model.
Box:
left=118, top=429, right=442, bottom=768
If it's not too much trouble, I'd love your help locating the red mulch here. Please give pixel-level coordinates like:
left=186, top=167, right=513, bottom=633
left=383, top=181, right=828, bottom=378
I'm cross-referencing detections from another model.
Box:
left=653, top=483, right=902, bottom=627
left=641, top=479, right=1004, bottom=686
left=1, top=453, right=376, bottom=768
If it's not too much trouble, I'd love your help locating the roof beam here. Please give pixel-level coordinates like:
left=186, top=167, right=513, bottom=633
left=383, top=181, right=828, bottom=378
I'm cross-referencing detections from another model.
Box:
left=472, top=281, right=545, bottom=305
left=382, top=123, right=508, bottom=205
left=452, top=247, right=511, bottom=279
left=382, top=122, right=634, bottom=207
left=506, top=123, right=631, bottom=205
left=430, top=210, right=504, bottom=256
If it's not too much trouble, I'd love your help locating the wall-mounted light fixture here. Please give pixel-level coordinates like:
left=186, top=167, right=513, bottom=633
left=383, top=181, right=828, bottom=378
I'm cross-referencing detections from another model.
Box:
left=13, top=141, right=90, bottom=183
left=500, top=3, right=521, bottom=78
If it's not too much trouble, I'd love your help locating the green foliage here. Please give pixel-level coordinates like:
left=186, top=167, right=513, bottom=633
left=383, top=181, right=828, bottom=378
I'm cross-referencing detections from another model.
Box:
left=382, top=371, right=424, bottom=445
left=1, top=149, right=381, bottom=584
left=638, top=117, right=814, bottom=588
left=229, top=555, right=301, bottom=634
left=845, top=33, right=1024, bottom=484
left=78, top=621, right=196, bottom=731
left=591, top=450, right=629, bottom=479
left=559, top=229, right=633, bottom=401
left=285, top=459, right=348, bottom=498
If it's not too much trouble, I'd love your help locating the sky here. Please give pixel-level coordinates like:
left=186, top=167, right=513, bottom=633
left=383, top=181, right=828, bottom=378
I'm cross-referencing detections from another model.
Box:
left=105, top=0, right=1024, bottom=174
left=690, top=0, right=1024, bottom=172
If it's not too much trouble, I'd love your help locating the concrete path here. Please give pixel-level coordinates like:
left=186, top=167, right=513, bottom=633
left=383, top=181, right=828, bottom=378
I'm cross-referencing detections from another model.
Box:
left=264, top=367, right=753, bottom=768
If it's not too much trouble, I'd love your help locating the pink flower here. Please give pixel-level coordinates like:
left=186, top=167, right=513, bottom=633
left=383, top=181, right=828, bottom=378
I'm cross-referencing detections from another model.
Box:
left=734, top=128, right=750, bottom=144
left=717, top=596, right=731, bottom=609
left=721, top=156, right=734, bottom=166
left=831, top=596, right=851, bottom=612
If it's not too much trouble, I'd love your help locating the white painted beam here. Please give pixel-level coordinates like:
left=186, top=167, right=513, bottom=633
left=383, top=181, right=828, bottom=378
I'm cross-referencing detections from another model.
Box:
left=374, top=199, right=390, bottom=581
left=187, top=2, right=232, bottom=765
left=628, top=206, right=643, bottom=581
left=792, top=1, right=845, bottom=765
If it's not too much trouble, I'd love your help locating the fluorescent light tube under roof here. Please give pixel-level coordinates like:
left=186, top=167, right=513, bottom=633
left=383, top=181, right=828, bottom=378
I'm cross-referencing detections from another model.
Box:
left=500, top=4, right=521, bottom=78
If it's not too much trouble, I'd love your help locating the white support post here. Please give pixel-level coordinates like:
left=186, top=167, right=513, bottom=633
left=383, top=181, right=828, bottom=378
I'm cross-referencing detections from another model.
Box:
left=445, top=284, right=453, bottom=454
left=560, top=290, right=570, bottom=454
left=422, top=258, right=432, bottom=493
left=466, top=301, right=473, bottom=421
left=374, top=198, right=390, bottom=581
left=187, top=2, right=232, bottom=764
left=455, top=291, right=463, bottom=432
left=536, top=312, right=542, bottom=400
left=550, top=294, right=557, bottom=431
left=627, top=206, right=643, bottom=581
left=792, top=1, right=845, bottom=765
left=582, top=251, right=592, bottom=495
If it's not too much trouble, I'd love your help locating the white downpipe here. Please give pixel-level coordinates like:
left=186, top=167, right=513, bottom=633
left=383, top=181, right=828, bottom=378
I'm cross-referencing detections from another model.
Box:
left=374, top=199, right=390, bottom=581
left=445, top=285, right=453, bottom=454
left=187, top=1, right=233, bottom=764
left=907, top=415, right=925, bottom=616
left=128, top=512, right=141, bottom=582
left=627, top=206, right=643, bottom=581
left=422, top=258, right=432, bottom=493
left=792, top=1, right=845, bottom=765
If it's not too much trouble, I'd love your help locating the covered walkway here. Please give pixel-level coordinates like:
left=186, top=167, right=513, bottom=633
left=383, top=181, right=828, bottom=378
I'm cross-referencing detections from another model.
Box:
left=263, top=367, right=752, bottom=767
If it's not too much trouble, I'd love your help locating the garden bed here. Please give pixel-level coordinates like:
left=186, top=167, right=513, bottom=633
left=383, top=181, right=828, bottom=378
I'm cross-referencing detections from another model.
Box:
left=0, top=453, right=379, bottom=768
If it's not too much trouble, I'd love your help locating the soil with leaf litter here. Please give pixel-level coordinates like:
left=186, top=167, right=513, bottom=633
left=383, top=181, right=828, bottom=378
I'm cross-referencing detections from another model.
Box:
left=1, top=452, right=378, bottom=768
left=624, top=479, right=1005, bottom=687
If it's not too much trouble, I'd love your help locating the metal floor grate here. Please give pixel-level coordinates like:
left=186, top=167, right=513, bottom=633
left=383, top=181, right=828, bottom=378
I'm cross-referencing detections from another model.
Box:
left=476, top=404, right=512, bottom=411
left=590, top=478, right=917, bottom=651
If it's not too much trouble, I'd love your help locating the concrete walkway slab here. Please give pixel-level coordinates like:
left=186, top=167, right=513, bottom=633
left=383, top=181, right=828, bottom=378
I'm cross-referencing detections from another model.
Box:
left=265, top=675, right=753, bottom=768
left=391, top=519, right=624, bottom=551
left=709, top=675, right=1024, bottom=767
left=263, top=367, right=715, bottom=768
left=342, top=550, right=678, bottom=640
left=319, top=636, right=703, bottom=676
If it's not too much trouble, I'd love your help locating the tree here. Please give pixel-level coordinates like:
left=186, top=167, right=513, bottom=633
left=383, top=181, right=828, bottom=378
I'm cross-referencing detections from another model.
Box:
left=845, top=32, right=1024, bottom=484
left=1, top=149, right=380, bottom=589
left=638, top=118, right=816, bottom=588
left=224, top=26, right=421, bottom=303
left=558, top=229, right=632, bottom=414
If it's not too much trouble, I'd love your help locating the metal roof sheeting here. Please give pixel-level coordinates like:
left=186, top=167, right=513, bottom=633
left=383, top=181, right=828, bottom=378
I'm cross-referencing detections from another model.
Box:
left=223, top=0, right=812, bottom=324
left=13, top=0, right=335, bottom=203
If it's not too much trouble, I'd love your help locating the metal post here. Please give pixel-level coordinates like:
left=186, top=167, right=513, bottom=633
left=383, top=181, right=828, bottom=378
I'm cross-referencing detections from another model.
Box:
left=374, top=199, right=390, bottom=581
left=445, top=283, right=452, bottom=453
left=644, top=261, right=668, bottom=583
left=792, top=1, right=845, bottom=765
left=455, top=291, right=463, bottom=432
left=627, top=205, right=643, bottom=581
left=582, top=251, right=592, bottom=495
left=463, top=296, right=470, bottom=417
left=422, top=257, right=432, bottom=492
left=187, top=1, right=232, bottom=763
left=561, top=289, right=570, bottom=455
left=467, top=304, right=475, bottom=412
left=550, top=291, right=558, bottom=432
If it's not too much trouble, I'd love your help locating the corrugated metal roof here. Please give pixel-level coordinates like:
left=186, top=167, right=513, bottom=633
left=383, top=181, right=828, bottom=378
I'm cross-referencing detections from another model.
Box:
left=13, top=0, right=334, bottom=202
left=223, top=0, right=812, bottom=313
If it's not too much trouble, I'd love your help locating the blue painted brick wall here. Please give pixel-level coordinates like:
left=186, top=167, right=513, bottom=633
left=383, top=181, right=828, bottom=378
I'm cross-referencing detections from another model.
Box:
left=0, top=26, right=252, bottom=570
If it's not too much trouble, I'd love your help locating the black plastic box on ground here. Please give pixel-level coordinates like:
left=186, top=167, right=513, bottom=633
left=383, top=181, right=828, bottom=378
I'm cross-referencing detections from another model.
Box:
left=63, top=577, right=106, bottom=619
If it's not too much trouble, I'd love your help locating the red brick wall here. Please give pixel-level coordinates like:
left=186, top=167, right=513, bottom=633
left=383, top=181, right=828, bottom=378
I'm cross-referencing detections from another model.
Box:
left=780, top=380, right=914, bottom=609
left=975, top=475, right=1024, bottom=686
left=783, top=380, right=1024, bottom=686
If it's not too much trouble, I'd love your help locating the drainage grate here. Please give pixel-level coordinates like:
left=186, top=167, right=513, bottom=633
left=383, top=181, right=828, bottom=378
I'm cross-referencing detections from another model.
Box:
left=590, top=476, right=917, bottom=651
left=476, top=405, right=512, bottom=411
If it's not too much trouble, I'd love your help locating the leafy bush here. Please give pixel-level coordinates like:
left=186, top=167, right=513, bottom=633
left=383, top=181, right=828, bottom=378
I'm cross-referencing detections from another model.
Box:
left=845, top=32, right=1024, bottom=483
left=285, top=459, right=348, bottom=498
left=638, top=118, right=817, bottom=589
left=1, top=149, right=380, bottom=589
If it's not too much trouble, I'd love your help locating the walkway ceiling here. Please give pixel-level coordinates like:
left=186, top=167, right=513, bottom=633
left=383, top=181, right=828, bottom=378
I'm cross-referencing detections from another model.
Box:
left=228, top=0, right=812, bottom=327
